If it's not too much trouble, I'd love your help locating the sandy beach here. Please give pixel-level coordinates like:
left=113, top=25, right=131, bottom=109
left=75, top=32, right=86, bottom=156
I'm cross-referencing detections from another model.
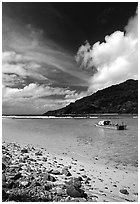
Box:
left=2, top=139, right=138, bottom=202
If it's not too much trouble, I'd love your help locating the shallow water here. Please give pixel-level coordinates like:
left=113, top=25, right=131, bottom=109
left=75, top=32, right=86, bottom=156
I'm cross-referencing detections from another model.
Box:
left=2, top=116, right=138, bottom=168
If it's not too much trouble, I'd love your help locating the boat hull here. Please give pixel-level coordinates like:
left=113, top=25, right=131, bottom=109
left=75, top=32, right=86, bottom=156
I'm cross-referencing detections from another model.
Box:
left=95, top=124, right=127, bottom=130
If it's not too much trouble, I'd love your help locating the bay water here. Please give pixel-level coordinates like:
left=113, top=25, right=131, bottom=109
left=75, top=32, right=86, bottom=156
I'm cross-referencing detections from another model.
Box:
left=2, top=116, right=138, bottom=169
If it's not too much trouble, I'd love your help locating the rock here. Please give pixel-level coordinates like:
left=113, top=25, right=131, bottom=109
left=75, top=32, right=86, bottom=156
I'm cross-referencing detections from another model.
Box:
left=7, top=181, right=15, bottom=189
left=66, top=185, right=81, bottom=198
left=56, top=187, right=63, bottom=195
left=21, top=148, right=28, bottom=153
left=35, top=150, right=42, bottom=156
left=85, top=177, right=91, bottom=184
left=120, top=189, right=129, bottom=195
left=88, top=197, right=98, bottom=202
left=62, top=167, right=72, bottom=176
left=34, top=181, right=41, bottom=186
left=82, top=175, right=87, bottom=178
left=45, top=183, right=53, bottom=191
left=42, top=173, right=56, bottom=182
left=79, top=168, right=85, bottom=171
left=2, top=174, right=7, bottom=188
left=67, top=177, right=82, bottom=188
left=92, top=195, right=99, bottom=199
left=21, top=165, right=28, bottom=170
left=2, top=163, right=6, bottom=170
left=51, top=169, right=61, bottom=175
left=20, top=181, right=30, bottom=187
left=133, top=192, right=138, bottom=196
left=65, top=196, right=71, bottom=202
left=23, top=155, right=29, bottom=160
left=13, top=173, right=22, bottom=180
left=2, top=144, right=6, bottom=149
left=9, top=164, right=20, bottom=168
left=71, top=197, right=87, bottom=202
left=77, top=176, right=83, bottom=181
left=2, top=181, right=7, bottom=188
left=66, top=185, right=87, bottom=198
left=2, top=173, right=6, bottom=182
left=2, top=155, right=11, bottom=163
left=2, top=189, right=8, bottom=201
left=49, top=175, right=56, bottom=182
left=47, top=169, right=53, bottom=173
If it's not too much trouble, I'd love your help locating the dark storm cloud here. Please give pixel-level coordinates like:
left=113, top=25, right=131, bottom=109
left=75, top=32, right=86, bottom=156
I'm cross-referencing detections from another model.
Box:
left=3, top=2, right=137, bottom=51
left=2, top=2, right=85, bottom=53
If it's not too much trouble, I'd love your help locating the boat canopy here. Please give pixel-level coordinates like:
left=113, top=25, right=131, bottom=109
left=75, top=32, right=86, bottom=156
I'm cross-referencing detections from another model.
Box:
left=98, top=120, right=111, bottom=126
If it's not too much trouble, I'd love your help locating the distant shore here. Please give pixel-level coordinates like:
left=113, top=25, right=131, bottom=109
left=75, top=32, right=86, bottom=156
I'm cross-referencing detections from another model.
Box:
left=2, top=140, right=138, bottom=202
left=2, top=113, right=138, bottom=120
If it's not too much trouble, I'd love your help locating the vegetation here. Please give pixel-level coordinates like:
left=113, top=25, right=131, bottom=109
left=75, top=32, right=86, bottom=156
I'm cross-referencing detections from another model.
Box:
left=43, top=79, right=138, bottom=116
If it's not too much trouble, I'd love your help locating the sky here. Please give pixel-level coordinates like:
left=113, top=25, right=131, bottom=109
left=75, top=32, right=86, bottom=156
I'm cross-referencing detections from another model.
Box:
left=2, top=2, right=138, bottom=115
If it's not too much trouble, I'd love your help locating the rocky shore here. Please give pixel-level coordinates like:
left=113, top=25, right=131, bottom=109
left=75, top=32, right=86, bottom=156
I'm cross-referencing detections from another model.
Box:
left=2, top=141, right=138, bottom=202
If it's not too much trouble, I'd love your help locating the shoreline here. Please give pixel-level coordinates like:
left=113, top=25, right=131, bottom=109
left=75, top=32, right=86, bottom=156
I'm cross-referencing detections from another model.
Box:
left=2, top=113, right=138, bottom=119
left=2, top=141, right=138, bottom=202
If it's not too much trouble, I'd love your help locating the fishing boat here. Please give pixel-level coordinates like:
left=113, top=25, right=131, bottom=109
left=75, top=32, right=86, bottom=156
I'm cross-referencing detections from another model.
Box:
left=95, top=120, right=127, bottom=130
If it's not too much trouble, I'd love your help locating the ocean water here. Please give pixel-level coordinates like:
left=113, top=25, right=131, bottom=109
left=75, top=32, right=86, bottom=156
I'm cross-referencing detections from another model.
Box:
left=2, top=116, right=138, bottom=168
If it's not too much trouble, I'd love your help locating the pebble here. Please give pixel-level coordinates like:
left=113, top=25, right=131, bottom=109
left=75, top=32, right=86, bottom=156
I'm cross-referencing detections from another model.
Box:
left=44, top=183, right=53, bottom=191
left=62, top=167, right=72, bottom=176
left=20, top=181, right=29, bottom=187
left=2, top=190, right=8, bottom=200
left=9, top=164, right=20, bottom=168
left=71, top=197, right=87, bottom=202
left=51, top=169, right=61, bottom=175
left=21, top=148, right=28, bottom=153
left=2, top=173, right=6, bottom=182
left=42, top=173, right=56, bottom=182
left=79, top=168, right=85, bottom=171
left=120, top=189, right=129, bottom=195
left=13, top=173, right=22, bottom=180
left=2, top=163, right=6, bottom=170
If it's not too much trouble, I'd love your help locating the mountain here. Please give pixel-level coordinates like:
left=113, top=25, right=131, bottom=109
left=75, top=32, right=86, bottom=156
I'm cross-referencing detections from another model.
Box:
left=43, top=79, right=138, bottom=116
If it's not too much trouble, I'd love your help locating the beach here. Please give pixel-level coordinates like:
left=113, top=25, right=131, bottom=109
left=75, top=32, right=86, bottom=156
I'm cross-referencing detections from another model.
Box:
left=2, top=117, right=138, bottom=202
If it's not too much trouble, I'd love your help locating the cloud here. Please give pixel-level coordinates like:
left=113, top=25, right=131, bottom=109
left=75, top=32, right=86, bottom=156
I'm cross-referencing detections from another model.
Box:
left=2, top=51, right=50, bottom=86
left=125, top=7, right=138, bottom=38
left=2, top=83, right=86, bottom=101
left=2, top=83, right=87, bottom=114
left=2, top=73, right=26, bottom=88
left=65, top=91, right=87, bottom=102
left=75, top=8, right=138, bottom=93
left=2, top=19, right=88, bottom=114
left=75, top=41, right=97, bottom=74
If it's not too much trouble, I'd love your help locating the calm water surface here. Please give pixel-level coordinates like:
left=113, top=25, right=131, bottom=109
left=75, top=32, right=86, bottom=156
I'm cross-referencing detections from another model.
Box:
left=2, top=116, right=138, bottom=168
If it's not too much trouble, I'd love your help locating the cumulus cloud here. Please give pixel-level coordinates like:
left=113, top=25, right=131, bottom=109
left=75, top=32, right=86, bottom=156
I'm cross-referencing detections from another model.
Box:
left=2, top=83, right=87, bottom=114
left=2, top=83, right=84, bottom=101
left=75, top=8, right=138, bottom=93
left=75, top=41, right=97, bottom=74
left=125, top=7, right=138, bottom=38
